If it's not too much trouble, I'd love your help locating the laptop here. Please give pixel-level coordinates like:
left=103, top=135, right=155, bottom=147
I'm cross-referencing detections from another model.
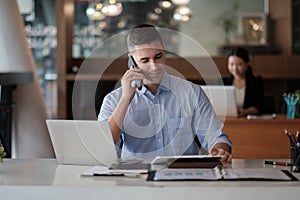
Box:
left=46, top=120, right=118, bottom=166
left=46, top=120, right=150, bottom=171
left=200, top=85, right=238, bottom=117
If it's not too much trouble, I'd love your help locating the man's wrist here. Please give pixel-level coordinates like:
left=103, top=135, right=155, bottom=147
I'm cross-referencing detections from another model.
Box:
left=213, top=143, right=231, bottom=154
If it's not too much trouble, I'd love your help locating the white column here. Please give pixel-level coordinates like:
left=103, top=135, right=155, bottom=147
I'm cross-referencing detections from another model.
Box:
left=0, top=0, right=54, bottom=158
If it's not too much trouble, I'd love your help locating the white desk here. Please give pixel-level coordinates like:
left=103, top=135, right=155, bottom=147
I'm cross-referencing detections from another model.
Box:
left=1, top=159, right=300, bottom=200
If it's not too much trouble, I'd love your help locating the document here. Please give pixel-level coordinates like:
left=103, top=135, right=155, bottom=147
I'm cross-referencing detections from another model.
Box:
left=147, top=167, right=298, bottom=181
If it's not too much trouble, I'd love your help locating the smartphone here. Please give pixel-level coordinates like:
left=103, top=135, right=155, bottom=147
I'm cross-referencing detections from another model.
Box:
left=128, top=55, right=143, bottom=90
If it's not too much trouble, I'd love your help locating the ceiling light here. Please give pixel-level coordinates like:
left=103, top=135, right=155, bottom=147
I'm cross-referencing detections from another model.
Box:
left=173, top=6, right=192, bottom=21
left=147, top=12, right=159, bottom=21
left=158, top=1, right=173, bottom=9
left=86, top=4, right=96, bottom=18
left=101, top=0, right=123, bottom=17
left=154, top=7, right=162, bottom=14
left=176, top=6, right=192, bottom=16
left=86, top=3, right=106, bottom=21
left=91, top=10, right=106, bottom=20
left=171, top=0, right=190, bottom=6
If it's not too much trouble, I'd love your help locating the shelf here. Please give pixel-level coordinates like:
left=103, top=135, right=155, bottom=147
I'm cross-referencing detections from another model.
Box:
left=66, top=73, right=122, bottom=81
left=64, top=55, right=300, bottom=81
left=219, top=45, right=280, bottom=55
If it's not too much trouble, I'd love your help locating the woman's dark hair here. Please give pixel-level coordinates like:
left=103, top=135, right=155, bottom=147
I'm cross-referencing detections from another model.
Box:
left=227, top=47, right=250, bottom=63
left=227, top=47, right=255, bottom=79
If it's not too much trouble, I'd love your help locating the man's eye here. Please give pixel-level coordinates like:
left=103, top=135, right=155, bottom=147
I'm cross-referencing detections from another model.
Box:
left=141, top=59, right=148, bottom=63
left=155, top=54, right=162, bottom=59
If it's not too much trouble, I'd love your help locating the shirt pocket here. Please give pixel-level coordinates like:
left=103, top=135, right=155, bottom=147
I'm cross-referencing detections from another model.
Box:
left=165, top=117, right=194, bottom=155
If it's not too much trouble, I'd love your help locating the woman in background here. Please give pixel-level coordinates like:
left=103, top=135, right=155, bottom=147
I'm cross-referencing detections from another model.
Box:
left=224, top=47, right=264, bottom=117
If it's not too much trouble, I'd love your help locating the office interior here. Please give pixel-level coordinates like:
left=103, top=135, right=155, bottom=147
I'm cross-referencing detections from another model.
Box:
left=0, top=0, right=299, bottom=157
left=0, top=0, right=299, bottom=154
left=1, top=0, right=300, bottom=199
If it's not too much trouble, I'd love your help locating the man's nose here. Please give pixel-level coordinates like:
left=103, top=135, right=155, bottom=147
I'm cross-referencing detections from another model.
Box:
left=149, top=60, right=158, bottom=70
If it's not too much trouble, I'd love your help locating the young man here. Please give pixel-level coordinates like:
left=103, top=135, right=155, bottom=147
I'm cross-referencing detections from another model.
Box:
left=98, top=24, right=232, bottom=162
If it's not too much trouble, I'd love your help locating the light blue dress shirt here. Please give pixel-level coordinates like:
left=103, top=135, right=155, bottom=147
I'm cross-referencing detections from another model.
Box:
left=98, top=73, right=232, bottom=159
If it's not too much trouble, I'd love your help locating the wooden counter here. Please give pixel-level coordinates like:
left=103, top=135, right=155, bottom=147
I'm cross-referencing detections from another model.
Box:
left=223, top=115, right=300, bottom=159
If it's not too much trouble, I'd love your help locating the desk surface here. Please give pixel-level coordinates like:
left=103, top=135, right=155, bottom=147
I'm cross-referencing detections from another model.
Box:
left=0, top=159, right=300, bottom=200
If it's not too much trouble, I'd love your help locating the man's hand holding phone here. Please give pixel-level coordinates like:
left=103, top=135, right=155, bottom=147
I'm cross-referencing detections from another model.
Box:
left=128, top=55, right=143, bottom=90
left=120, top=56, right=144, bottom=102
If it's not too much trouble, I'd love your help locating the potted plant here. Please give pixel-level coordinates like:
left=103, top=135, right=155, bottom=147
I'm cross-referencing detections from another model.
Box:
left=0, top=141, right=6, bottom=162
left=214, top=0, right=240, bottom=44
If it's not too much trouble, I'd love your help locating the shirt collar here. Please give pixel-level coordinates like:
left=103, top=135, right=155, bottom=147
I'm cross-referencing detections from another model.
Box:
left=158, top=72, right=170, bottom=92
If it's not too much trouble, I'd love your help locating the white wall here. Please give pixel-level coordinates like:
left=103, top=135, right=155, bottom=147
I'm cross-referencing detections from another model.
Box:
left=178, top=0, right=265, bottom=56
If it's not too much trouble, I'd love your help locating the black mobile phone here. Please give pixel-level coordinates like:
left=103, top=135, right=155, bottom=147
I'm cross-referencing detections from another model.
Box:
left=128, top=55, right=143, bottom=90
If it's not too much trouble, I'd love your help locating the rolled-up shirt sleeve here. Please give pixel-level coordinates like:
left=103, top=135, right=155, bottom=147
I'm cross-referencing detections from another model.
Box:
left=98, top=89, right=120, bottom=121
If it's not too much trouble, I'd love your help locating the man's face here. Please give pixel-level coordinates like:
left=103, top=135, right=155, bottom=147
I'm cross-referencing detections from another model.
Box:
left=130, top=41, right=166, bottom=85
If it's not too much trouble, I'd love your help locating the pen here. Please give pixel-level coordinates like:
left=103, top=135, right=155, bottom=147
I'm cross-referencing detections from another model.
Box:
left=263, top=160, right=291, bottom=166
left=93, top=172, right=142, bottom=177
left=291, top=131, right=298, bottom=145
left=284, top=129, right=297, bottom=146
left=296, top=131, right=300, bottom=143
left=93, top=173, right=125, bottom=176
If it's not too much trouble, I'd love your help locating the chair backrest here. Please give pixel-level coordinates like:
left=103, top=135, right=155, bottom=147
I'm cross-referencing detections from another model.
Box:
left=262, top=95, right=276, bottom=114
left=95, top=80, right=120, bottom=117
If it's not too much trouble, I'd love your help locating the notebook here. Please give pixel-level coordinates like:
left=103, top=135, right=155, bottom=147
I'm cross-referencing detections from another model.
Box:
left=200, top=85, right=238, bottom=117
left=147, top=167, right=298, bottom=181
left=46, top=120, right=150, bottom=171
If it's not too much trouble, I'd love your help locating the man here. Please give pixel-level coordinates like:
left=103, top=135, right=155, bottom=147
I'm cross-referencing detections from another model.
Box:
left=98, top=24, right=232, bottom=162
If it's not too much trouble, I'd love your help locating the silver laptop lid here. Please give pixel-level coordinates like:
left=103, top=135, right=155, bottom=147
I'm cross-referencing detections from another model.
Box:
left=200, top=85, right=238, bottom=117
left=46, top=120, right=118, bottom=166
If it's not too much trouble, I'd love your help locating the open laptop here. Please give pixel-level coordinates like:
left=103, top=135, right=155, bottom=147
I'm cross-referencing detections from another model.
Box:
left=46, top=120, right=118, bottom=166
left=200, top=85, right=238, bottom=117
left=46, top=120, right=150, bottom=171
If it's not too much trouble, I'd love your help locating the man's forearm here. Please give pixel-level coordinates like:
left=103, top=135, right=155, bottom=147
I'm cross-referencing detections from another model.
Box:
left=108, top=97, right=131, bottom=143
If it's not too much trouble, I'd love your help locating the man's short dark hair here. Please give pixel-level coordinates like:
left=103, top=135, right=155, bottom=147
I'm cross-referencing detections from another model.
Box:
left=127, top=24, right=164, bottom=51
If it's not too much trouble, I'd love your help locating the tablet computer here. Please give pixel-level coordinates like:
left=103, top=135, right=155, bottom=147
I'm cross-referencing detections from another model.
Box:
left=151, top=155, right=224, bottom=165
